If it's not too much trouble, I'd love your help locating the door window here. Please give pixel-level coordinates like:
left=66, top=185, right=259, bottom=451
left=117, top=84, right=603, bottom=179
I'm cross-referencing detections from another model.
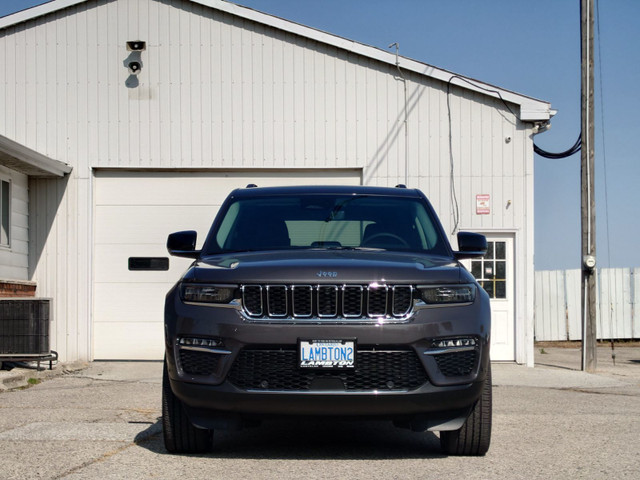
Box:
left=471, top=241, right=507, bottom=299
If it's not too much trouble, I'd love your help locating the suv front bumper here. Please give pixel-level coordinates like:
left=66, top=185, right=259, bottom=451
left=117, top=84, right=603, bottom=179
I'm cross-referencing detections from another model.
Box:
left=164, top=288, right=490, bottom=431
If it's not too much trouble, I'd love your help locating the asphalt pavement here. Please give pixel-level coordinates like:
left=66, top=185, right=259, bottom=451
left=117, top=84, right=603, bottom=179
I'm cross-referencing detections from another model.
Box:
left=0, top=345, right=639, bottom=479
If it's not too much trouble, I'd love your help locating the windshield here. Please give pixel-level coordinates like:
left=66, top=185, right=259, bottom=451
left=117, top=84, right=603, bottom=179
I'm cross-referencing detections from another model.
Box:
left=205, top=194, right=450, bottom=256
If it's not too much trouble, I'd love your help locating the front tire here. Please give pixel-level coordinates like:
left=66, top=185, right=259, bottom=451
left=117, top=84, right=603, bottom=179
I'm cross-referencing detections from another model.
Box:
left=440, top=365, right=492, bottom=456
left=162, top=360, right=213, bottom=453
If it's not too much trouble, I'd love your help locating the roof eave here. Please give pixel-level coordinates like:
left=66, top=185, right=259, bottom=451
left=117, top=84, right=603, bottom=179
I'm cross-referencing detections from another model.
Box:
left=0, top=135, right=72, bottom=178
left=0, top=0, right=88, bottom=29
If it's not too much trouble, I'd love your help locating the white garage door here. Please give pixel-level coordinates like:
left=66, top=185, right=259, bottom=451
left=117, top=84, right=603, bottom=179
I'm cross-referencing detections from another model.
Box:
left=93, top=169, right=362, bottom=359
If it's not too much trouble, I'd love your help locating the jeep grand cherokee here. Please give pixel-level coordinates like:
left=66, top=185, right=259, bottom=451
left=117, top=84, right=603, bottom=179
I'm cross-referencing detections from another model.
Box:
left=163, top=185, right=492, bottom=455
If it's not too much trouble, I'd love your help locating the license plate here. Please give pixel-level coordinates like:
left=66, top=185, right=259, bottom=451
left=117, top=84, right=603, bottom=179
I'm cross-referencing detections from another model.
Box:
left=299, top=339, right=356, bottom=369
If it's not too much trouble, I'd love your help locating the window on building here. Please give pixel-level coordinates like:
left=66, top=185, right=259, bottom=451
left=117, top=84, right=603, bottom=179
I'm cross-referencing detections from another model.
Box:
left=1, top=179, right=9, bottom=246
left=471, top=240, right=507, bottom=299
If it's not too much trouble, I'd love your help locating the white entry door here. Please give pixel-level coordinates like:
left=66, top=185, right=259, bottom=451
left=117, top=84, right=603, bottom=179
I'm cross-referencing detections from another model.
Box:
left=463, top=234, right=515, bottom=361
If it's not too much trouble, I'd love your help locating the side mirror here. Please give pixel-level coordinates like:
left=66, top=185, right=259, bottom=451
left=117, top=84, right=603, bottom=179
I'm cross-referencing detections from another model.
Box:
left=167, top=230, right=200, bottom=258
left=454, top=232, right=487, bottom=259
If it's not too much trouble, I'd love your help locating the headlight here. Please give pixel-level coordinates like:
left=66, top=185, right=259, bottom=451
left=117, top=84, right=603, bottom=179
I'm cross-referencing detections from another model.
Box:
left=180, top=284, right=236, bottom=304
left=418, top=284, right=476, bottom=304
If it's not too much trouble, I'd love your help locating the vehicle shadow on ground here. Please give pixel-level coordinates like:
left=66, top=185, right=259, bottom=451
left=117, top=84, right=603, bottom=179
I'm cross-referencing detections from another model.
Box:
left=136, top=418, right=446, bottom=460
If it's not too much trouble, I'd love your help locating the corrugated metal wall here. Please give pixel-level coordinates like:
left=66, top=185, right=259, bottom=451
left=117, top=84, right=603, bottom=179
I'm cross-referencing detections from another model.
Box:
left=535, top=268, right=640, bottom=341
left=0, top=0, right=528, bottom=192
left=0, top=0, right=536, bottom=361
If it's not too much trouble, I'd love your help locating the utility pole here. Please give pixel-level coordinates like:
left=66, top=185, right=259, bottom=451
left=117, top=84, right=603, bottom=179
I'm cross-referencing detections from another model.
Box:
left=581, top=0, right=597, bottom=372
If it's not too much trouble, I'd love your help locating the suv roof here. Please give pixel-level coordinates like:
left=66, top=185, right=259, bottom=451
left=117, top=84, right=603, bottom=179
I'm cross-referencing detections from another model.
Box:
left=230, top=185, right=423, bottom=198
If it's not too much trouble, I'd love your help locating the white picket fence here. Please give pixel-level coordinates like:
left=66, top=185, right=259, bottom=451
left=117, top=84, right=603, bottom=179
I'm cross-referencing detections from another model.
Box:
left=534, top=268, right=640, bottom=341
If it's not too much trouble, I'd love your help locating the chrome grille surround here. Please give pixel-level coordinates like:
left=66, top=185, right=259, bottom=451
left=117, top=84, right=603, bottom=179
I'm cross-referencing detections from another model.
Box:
left=240, top=284, right=414, bottom=323
left=241, top=285, right=263, bottom=316
left=317, top=285, right=338, bottom=317
left=342, top=285, right=363, bottom=318
left=291, top=285, right=313, bottom=318
left=266, top=285, right=288, bottom=317
left=392, top=285, right=413, bottom=316
left=366, top=284, right=388, bottom=317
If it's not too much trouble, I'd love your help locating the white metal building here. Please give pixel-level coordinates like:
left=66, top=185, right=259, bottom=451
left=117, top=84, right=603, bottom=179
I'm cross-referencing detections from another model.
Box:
left=0, top=0, right=553, bottom=366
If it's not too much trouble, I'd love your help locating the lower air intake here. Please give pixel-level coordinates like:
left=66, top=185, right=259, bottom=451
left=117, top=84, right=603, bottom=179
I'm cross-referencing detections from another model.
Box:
left=227, top=347, right=428, bottom=391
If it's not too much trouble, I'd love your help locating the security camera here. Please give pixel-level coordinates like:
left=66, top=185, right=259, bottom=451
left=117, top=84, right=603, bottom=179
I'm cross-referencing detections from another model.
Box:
left=128, top=61, right=142, bottom=75
left=124, top=41, right=145, bottom=77
left=126, top=41, right=146, bottom=51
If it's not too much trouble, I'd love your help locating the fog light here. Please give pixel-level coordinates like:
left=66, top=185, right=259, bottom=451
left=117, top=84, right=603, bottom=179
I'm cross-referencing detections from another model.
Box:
left=178, top=337, right=224, bottom=348
left=433, top=338, right=477, bottom=349
left=425, top=337, right=478, bottom=357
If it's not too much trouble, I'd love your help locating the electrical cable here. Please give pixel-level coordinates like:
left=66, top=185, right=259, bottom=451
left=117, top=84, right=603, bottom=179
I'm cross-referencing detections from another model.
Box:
left=596, top=0, right=614, bottom=357
left=595, top=0, right=611, bottom=268
left=446, top=77, right=461, bottom=234
left=445, top=73, right=583, bottom=233
left=534, top=134, right=581, bottom=159
left=446, top=75, right=581, bottom=160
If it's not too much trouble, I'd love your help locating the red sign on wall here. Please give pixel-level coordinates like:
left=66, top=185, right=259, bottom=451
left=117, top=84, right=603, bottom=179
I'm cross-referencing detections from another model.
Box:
left=476, top=194, right=490, bottom=215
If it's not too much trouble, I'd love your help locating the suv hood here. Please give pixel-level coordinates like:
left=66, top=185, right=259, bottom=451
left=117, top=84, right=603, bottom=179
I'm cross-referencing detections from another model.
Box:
left=182, top=250, right=470, bottom=284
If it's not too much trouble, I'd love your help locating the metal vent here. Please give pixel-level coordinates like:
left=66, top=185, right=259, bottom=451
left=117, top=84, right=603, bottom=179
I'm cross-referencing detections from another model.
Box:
left=0, top=299, right=51, bottom=355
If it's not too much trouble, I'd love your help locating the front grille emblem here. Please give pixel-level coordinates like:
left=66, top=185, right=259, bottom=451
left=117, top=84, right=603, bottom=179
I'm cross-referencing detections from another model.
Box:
left=316, top=271, right=338, bottom=278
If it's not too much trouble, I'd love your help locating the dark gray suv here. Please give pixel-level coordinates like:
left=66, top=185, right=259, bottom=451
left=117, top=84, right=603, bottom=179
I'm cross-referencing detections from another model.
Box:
left=163, top=185, right=491, bottom=455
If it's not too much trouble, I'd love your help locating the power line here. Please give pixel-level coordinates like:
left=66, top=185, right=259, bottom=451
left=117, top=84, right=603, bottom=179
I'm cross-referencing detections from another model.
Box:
left=595, top=0, right=611, bottom=268
left=446, top=75, right=581, bottom=160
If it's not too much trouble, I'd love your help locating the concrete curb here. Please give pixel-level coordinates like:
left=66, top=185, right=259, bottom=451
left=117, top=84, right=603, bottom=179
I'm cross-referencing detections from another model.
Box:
left=0, top=361, right=88, bottom=392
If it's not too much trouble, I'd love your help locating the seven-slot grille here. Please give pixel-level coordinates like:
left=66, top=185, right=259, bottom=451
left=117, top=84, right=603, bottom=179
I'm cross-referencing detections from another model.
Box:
left=241, top=284, right=413, bottom=319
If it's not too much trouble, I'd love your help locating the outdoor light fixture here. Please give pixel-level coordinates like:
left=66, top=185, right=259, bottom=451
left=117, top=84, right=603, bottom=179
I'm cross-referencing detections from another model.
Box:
left=126, top=41, right=146, bottom=51
left=125, top=41, right=146, bottom=76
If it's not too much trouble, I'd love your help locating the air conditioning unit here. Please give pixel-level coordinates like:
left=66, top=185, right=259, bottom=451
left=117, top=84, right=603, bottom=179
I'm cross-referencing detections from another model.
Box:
left=0, top=298, right=51, bottom=356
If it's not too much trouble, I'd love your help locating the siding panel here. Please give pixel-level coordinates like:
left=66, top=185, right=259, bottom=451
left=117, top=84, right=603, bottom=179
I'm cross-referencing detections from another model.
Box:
left=536, top=268, right=639, bottom=341
left=0, top=167, right=29, bottom=280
